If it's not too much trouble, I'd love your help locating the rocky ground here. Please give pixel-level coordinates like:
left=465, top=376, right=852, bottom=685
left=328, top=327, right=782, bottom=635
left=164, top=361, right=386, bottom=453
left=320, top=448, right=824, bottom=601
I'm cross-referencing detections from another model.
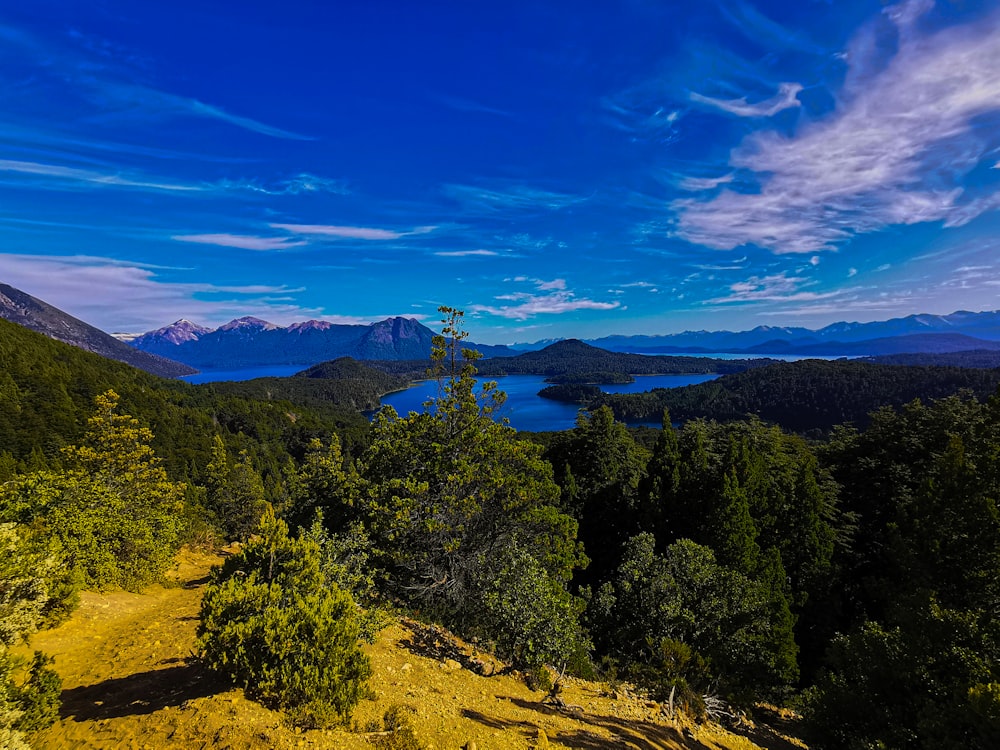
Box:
left=24, top=548, right=808, bottom=750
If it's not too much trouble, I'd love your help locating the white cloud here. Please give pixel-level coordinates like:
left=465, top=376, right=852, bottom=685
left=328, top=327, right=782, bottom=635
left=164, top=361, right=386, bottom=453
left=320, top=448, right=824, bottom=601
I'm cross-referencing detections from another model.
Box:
left=433, top=249, right=500, bottom=257
left=848, top=267, right=858, bottom=277
left=674, top=1, right=1000, bottom=254
left=443, top=183, right=585, bottom=214
left=678, top=173, right=735, bottom=191
left=0, top=159, right=204, bottom=192
left=172, top=234, right=307, bottom=251
left=270, top=223, right=436, bottom=240
left=471, top=293, right=620, bottom=320
left=690, top=81, right=803, bottom=118
left=0, top=254, right=328, bottom=330
left=536, top=278, right=567, bottom=291
left=470, top=277, right=619, bottom=320
left=709, top=272, right=846, bottom=304
left=0, top=23, right=311, bottom=141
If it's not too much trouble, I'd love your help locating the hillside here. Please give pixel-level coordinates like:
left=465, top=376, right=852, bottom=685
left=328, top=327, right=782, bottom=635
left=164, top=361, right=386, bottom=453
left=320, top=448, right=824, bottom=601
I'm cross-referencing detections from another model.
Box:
left=206, top=358, right=410, bottom=413
left=0, top=282, right=196, bottom=378
left=25, top=549, right=806, bottom=750
left=0, top=317, right=370, bottom=479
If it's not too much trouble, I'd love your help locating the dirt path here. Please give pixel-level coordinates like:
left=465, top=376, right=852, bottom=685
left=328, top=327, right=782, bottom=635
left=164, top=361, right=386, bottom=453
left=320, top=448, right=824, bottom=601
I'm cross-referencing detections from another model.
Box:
left=24, top=550, right=806, bottom=750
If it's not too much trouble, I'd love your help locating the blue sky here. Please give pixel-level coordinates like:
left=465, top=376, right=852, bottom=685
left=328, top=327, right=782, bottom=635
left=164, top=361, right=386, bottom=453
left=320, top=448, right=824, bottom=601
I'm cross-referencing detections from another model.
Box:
left=2, top=0, right=1000, bottom=344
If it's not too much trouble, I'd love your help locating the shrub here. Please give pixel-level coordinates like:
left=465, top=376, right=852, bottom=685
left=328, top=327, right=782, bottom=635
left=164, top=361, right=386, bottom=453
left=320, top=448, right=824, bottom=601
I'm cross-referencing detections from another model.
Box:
left=197, top=507, right=372, bottom=727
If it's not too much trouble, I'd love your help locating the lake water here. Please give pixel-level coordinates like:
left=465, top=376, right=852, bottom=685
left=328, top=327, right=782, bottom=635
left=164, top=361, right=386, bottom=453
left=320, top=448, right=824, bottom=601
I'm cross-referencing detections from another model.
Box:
left=379, top=373, right=719, bottom=432
left=181, top=367, right=719, bottom=431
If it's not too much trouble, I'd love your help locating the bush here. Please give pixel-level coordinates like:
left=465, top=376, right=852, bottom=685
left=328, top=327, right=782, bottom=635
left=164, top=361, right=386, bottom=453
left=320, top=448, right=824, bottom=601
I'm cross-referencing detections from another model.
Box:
left=197, top=507, right=372, bottom=727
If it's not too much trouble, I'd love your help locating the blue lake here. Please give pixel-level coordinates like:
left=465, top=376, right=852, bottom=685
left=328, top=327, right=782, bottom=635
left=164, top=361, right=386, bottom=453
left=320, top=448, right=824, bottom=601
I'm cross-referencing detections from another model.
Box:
left=379, top=373, right=719, bottom=432
left=181, top=367, right=726, bottom=432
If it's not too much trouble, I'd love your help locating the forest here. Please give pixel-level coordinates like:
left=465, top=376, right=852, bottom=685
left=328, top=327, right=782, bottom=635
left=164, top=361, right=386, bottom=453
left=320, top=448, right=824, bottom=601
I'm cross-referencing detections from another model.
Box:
left=542, top=358, right=1000, bottom=433
left=1, top=310, right=998, bottom=749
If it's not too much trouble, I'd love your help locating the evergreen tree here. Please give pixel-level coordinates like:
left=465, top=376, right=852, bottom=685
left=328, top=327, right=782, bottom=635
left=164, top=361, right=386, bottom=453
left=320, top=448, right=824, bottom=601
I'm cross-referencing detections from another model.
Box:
left=203, top=435, right=267, bottom=541
left=545, top=405, right=649, bottom=582
left=1, top=391, right=185, bottom=590
left=198, top=507, right=372, bottom=728
left=357, top=307, right=586, bottom=651
left=0, top=523, right=63, bottom=748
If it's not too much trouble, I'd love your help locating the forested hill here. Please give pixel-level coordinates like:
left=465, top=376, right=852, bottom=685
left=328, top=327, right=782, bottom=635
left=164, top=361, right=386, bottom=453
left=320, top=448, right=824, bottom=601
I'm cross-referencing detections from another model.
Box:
left=474, top=338, right=779, bottom=380
left=0, top=317, right=370, bottom=481
left=207, top=358, right=410, bottom=413
left=544, top=358, right=1000, bottom=432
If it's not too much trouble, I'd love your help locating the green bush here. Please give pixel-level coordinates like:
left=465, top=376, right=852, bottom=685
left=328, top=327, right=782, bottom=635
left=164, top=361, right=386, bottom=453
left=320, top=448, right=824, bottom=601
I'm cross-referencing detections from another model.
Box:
left=197, top=507, right=372, bottom=727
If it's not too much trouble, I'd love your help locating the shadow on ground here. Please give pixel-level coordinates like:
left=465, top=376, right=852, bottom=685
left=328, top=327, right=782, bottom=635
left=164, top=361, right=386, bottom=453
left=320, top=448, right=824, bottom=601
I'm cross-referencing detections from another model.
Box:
left=500, top=695, right=713, bottom=750
left=60, top=662, right=227, bottom=721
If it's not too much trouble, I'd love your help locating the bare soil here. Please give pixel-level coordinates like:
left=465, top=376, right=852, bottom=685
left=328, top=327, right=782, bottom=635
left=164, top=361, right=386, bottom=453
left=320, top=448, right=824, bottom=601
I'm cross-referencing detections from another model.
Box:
left=24, top=549, right=808, bottom=750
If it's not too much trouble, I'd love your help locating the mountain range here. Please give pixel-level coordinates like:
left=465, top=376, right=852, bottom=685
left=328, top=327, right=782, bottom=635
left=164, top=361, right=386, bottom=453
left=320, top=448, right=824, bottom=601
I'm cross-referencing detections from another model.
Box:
left=568, top=310, right=1000, bottom=355
left=127, top=316, right=516, bottom=370
left=0, top=283, right=196, bottom=379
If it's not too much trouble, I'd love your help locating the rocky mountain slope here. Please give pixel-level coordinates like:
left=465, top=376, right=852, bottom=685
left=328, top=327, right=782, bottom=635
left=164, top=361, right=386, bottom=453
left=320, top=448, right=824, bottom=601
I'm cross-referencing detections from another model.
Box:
left=0, top=282, right=196, bottom=378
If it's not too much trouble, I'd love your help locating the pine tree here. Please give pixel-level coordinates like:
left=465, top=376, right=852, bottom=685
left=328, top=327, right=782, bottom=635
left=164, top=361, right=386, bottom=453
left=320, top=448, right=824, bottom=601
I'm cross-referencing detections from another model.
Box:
left=198, top=507, right=372, bottom=728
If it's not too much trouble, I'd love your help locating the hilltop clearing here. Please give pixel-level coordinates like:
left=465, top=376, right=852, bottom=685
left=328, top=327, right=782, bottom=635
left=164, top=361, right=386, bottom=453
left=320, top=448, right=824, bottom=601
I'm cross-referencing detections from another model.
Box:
left=23, top=549, right=806, bottom=750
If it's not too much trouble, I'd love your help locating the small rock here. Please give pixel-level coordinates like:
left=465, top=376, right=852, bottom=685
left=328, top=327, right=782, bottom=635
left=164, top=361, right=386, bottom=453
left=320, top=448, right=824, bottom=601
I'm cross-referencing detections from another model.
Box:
left=463, top=743, right=477, bottom=750
left=400, top=662, right=413, bottom=673
left=443, top=658, right=462, bottom=671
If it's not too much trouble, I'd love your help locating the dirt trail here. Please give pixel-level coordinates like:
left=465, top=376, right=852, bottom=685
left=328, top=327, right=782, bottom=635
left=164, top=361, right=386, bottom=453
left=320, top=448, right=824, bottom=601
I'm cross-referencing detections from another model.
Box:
left=25, top=550, right=806, bottom=750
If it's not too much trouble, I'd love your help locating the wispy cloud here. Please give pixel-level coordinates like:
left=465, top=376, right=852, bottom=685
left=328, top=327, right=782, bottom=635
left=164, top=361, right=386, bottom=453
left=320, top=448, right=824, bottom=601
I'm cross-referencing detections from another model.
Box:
left=0, top=22, right=311, bottom=140
left=443, top=183, right=586, bottom=214
left=0, top=159, right=205, bottom=192
left=602, top=91, right=682, bottom=142
left=435, top=94, right=513, bottom=118
left=223, top=174, right=350, bottom=196
left=0, top=158, right=348, bottom=200
left=709, top=272, right=845, bottom=304
left=674, top=0, right=1000, bottom=254
left=471, top=277, right=619, bottom=320
left=678, top=174, right=735, bottom=191
left=690, top=82, right=803, bottom=118
left=270, top=223, right=436, bottom=240
left=172, top=234, right=307, bottom=251
left=718, top=1, right=827, bottom=55
left=433, top=249, right=500, bottom=257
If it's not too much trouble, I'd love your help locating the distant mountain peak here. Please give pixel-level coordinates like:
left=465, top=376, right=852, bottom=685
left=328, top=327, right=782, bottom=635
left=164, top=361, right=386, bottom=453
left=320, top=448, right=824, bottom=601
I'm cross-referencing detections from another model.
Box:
left=288, top=319, right=334, bottom=333
left=218, top=316, right=278, bottom=332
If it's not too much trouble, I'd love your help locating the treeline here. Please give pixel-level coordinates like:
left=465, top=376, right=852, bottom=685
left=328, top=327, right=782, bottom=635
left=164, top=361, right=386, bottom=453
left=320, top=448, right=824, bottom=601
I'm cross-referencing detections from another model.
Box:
left=546, top=358, right=1000, bottom=432
left=863, top=349, right=1000, bottom=368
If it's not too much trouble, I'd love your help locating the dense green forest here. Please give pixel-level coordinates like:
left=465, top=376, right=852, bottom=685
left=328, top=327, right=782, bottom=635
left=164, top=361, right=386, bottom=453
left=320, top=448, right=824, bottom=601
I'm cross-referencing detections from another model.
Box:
left=542, top=358, right=1000, bottom=433
left=358, top=339, right=777, bottom=384
left=1, top=311, right=999, bottom=748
